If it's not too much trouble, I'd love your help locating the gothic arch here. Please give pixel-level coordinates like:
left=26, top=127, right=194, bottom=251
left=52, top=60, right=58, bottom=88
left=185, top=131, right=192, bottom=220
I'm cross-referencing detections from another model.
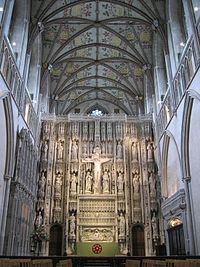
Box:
left=130, top=223, right=145, bottom=256
left=181, top=90, right=198, bottom=179
left=49, top=224, right=63, bottom=256
left=162, top=130, right=182, bottom=197
left=2, top=95, right=15, bottom=179
left=0, top=95, right=15, bottom=253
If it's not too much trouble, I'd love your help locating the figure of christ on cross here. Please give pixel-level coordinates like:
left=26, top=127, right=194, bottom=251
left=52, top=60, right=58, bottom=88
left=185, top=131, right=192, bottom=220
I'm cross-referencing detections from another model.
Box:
left=82, top=146, right=111, bottom=194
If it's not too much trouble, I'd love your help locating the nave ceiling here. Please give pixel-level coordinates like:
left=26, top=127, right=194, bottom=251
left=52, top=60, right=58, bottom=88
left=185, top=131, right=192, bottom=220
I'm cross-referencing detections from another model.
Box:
left=30, top=0, right=166, bottom=115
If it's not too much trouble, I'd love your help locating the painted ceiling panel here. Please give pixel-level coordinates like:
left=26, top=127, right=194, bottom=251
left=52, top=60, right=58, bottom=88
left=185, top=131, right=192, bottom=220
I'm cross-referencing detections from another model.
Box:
left=98, top=2, right=149, bottom=21
left=30, top=0, right=165, bottom=115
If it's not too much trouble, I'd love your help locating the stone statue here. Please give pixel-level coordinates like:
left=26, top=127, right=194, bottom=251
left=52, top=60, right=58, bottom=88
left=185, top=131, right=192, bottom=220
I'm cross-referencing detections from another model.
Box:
left=132, top=142, right=138, bottom=161
left=151, top=212, right=158, bottom=240
left=101, top=142, right=106, bottom=154
left=102, top=170, right=110, bottom=193
left=85, top=171, right=93, bottom=193
left=35, top=210, right=43, bottom=227
left=108, top=141, right=112, bottom=155
left=57, top=140, right=64, bottom=160
left=89, top=142, right=93, bottom=154
left=71, top=140, right=78, bottom=161
left=116, top=123, right=122, bottom=140
left=149, top=172, right=156, bottom=196
left=117, top=172, right=124, bottom=194
left=82, top=146, right=110, bottom=194
left=89, top=123, right=94, bottom=141
left=147, top=141, right=154, bottom=161
left=82, top=142, right=87, bottom=156
left=69, top=213, right=76, bottom=236
left=38, top=171, right=46, bottom=199
left=101, top=122, right=106, bottom=141
left=107, top=122, right=112, bottom=141
left=119, top=213, right=125, bottom=236
left=133, top=172, right=140, bottom=194
left=59, top=123, right=65, bottom=135
left=116, top=141, right=122, bottom=159
left=70, top=172, right=77, bottom=194
left=55, top=172, right=62, bottom=196
left=83, top=122, right=88, bottom=141
left=43, top=122, right=50, bottom=135
left=41, top=141, right=48, bottom=160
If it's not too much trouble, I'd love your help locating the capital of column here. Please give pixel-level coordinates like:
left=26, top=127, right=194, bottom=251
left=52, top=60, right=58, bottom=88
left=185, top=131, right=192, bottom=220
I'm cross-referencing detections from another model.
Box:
left=183, top=176, right=191, bottom=182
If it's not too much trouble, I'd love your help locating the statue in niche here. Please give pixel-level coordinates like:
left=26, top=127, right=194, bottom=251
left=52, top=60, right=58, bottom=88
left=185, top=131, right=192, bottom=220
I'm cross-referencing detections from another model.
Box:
left=147, top=141, right=154, bottom=161
left=118, top=213, right=125, bottom=236
left=57, top=140, right=64, bottom=160
left=133, top=172, right=140, bottom=194
left=55, top=172, right=62, bottom=196
left=132, top=142, right=138, bottom=161
left=111, top=168, right=116, bottom=194
left=101, top=142, right=106, bottom=154
left=117, top=172, right=124, bottom=194
left=72, top=122, right=78, bottom=140
left=70, top=172, right=77, bottom=194
left=35, top=210, right=43, bottom=227
left=71, top=140, right=78, bottom=161
left=69, top=213, right=76, bottom=236
left=82, top=142, right=87, bottom=157
left=116, top=141, right=122, bottom=159
left=101, top=123, right=106, bottom=141
left=89, top=123, right=94, bottom=141
left=116, top=123, right=122, bottom=139
left=59, top=123, right=65, bottom=135
left=41, top=140, right=48, bottom=161
left=83, top=122, right=88, bottom=141
left=43, top=122, right=50, bottom=135
left=82, top=146, right=110, bottom=194
left=85, top=171, right=93, bottom=193
left=151, top=212, right=158, bottom=240
left=102, top=170, right=110, bottom=193
left=149, top=172, right=156, bottom=196
left=107, top=122, right=112, bottom=141
left=108, top=141, right=112, bottom=155
left=89, top=142, right=93, bottom=154
left=38, top=171, right=46, bottom=199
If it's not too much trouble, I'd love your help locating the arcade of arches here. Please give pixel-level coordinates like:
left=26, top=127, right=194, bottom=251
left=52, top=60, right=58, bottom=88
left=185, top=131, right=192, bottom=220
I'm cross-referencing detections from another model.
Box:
left=0, top=0, right=200, bottom=257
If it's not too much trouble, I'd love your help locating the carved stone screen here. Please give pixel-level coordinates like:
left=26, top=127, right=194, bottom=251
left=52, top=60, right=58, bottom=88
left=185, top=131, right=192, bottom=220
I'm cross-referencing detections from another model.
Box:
left=34, top=114, right=159, bottom=256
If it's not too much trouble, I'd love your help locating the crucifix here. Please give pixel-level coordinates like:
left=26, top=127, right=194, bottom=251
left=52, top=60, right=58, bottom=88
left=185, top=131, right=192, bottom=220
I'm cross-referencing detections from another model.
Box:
left=82, top=146, right=110, bottom=194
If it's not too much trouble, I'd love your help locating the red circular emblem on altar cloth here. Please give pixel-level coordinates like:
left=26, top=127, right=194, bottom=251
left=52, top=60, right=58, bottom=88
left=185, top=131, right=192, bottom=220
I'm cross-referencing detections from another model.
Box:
left=92, top=243, right=102, bottom=254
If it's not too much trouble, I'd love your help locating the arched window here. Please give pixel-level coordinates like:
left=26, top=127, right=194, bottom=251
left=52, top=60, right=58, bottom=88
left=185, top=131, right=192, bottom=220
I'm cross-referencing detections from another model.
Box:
left=0, top=0, right=6, bottom=23
left=192, top=0, right=200, bottom=22
left=169, top=0, right=192, bottom=65
left=26, top=35, right=41, bottom=110
left=8, top=0, right=29, bottom=71
left=90, top=109, right=103, bottom=117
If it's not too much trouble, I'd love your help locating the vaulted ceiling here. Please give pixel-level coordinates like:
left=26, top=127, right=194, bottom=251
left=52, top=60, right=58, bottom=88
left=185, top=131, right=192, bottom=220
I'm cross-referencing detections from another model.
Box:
left=30, top=0, right=165, bottom=115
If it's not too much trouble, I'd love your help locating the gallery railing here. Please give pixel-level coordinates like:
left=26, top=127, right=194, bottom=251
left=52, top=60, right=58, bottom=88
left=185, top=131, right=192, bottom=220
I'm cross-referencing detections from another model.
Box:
left=155, top=36, right=200, bottom=140
left=0, top=36, right=39, bottom=139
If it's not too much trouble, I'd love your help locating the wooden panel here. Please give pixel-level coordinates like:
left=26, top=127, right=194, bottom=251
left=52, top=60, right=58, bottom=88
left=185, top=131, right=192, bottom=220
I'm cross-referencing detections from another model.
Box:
left=126, top=259, right=141, bottom=267
left=132, top=225, right=145, bottom=256
left=142, top=259, right=166, bottom=267
left=167, top=224, right=186, bottom=255
left=59, top=259, right=73, bottom=267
